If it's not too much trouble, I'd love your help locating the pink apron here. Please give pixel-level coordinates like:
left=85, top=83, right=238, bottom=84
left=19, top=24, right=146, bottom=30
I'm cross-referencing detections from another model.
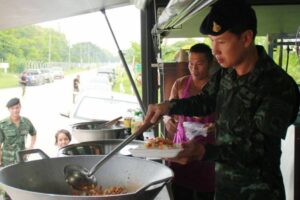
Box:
left=170, top=75, right=215, bottom=192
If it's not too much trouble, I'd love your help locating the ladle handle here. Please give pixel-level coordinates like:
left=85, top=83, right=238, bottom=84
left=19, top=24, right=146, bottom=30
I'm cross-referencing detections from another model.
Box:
left=96, top=116, right=122, bottom=129
left=71, top=116, right=122, bottom=128
left=88, top=121, right=152, bottom=176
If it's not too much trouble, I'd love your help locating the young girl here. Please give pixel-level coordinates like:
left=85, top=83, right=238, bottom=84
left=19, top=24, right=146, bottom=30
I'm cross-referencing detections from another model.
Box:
left=55, top=129, right=72, bottom=148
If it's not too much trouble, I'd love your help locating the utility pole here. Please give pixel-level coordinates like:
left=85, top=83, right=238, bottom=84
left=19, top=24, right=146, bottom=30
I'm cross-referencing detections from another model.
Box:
left=80, top=43, right=83, bottom=67
left=68, top=42, right=71, bottom=68
left=48, top=31, right=52, bottom=64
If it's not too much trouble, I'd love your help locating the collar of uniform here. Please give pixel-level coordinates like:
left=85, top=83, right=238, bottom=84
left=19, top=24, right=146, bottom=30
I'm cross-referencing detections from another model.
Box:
left=223, top=46, right=269, bottom=84
left=247, top=45, right=271, bottom=85
left=226, top=68, right=238, bottom=81
left=7, top=116, right=24, bottom=125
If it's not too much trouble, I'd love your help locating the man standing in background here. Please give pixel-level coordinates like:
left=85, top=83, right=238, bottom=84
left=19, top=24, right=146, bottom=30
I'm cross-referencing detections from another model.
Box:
left=19, top=71, right=28, bottom=97
left=73, top=74, right=80, bottom=104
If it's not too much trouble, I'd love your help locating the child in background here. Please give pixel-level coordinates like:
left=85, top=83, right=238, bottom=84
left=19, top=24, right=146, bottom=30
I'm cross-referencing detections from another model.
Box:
left=55, top=129, right=72, bottom=148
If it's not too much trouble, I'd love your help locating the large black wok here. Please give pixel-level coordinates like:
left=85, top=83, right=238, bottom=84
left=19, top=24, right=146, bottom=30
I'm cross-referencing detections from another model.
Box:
left=0, top=149, right=173, bottom=200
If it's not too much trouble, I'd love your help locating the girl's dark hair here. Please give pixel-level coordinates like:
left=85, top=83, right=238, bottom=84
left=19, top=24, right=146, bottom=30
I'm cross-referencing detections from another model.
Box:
left=189, top=43, right=213, bottom=63
left=55, top=129, right=72, bottom=145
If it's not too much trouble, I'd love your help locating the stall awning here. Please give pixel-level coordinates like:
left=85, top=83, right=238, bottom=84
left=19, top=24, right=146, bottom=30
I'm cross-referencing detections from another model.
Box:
left=157, top=0, right=215, bottom=31
left=153, top=0, right=300, bottom=38
left=153, top=0, right=215, bottom=36
left=0, top=0, right=150, bottom=30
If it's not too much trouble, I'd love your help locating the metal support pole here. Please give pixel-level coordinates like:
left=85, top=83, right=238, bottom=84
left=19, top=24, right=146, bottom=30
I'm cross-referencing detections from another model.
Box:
left=100, top=9, right=146, bottom=115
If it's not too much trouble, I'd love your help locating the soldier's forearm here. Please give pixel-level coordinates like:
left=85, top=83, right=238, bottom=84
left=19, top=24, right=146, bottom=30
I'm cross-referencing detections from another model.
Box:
left=28, top=135, right=37, bottom=149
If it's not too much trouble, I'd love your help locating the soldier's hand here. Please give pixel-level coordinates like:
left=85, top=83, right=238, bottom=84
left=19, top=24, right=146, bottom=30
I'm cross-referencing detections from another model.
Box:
left=144, top=102, right=172, bottom=124
left=165, top=140, right=205, bottom=165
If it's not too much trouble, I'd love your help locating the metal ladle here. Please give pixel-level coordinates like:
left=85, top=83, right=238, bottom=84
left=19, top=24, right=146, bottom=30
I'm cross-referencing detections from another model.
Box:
left=64, top=121, right=152, bottom=191
left=71, top=116, right=122, bottom=129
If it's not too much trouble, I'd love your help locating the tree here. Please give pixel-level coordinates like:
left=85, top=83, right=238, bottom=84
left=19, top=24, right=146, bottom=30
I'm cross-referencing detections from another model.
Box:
left=71, top=42, right=116, bottom=63
left=0, top=25, right=117, bottom=72
left=161, top=38, right=201, bottom=62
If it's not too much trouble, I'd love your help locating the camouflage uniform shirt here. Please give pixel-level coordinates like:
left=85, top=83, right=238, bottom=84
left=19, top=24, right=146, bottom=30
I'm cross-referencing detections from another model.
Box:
left=169, top=46, right=300, bottom=200
left=0, top=117, right=36, bottom=166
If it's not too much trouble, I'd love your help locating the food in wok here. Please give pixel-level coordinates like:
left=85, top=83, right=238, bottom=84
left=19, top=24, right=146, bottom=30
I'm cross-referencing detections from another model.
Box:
left=72, top=184, right=127, bottom=196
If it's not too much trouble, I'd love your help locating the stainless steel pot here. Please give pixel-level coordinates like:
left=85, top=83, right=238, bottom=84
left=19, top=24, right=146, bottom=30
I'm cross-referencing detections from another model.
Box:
left=72, top=121, right=127, bottom=142
left=0, top=149, right=173, bottom=200
left=58, top=139, right=145, bottom=156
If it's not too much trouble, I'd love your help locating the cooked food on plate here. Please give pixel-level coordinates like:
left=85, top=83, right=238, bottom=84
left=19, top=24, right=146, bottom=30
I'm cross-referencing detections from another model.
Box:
left=144, top=137, right=175, bottom=149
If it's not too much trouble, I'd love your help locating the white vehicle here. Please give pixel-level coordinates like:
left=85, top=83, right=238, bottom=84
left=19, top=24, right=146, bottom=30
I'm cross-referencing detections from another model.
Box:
left=51, top=67, right=64, bottom=79
left=80, top=74, right=112, bottom=93
left=61, top=90, right=139, bottom=123
left=40, top=68, right=54, bottom=83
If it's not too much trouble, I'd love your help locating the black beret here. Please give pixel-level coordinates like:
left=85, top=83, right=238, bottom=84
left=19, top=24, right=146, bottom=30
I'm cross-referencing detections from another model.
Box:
left=6, top=97, right=20, bottom=108
left=200, top=0, right=257, bottom=36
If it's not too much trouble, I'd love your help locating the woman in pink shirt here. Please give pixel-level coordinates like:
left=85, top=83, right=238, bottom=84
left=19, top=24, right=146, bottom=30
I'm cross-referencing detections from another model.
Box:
left=164, top=43, right=216, bottom=200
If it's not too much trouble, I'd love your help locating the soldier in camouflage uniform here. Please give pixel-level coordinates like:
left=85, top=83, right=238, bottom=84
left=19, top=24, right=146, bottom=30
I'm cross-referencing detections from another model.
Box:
left=144, top=0, right=300, bottom=199
left=0, top=98, right=37, bottom=166
left=0, top=98, right=37, bottom=200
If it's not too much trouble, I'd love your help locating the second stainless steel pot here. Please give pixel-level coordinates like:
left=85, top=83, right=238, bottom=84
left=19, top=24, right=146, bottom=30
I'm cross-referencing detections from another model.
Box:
left=58, top=139, right=145, bottom=156
left=72, top=121, right=126, bottom=142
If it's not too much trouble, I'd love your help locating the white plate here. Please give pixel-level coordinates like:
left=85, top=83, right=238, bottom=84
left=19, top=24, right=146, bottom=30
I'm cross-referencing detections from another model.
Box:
left=129, top=147, right=182, bottom=159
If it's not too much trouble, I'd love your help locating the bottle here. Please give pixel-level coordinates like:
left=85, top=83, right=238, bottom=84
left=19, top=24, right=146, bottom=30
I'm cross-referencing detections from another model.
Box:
left=123, top=110, right=133, bottom=129
left=131, top=110, right=143, bottom=134
left=123, top=109, right=134, bottom=137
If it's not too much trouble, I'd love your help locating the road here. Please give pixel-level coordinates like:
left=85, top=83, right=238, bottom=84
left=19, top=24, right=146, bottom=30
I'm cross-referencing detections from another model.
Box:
left=0, top=71, right=91, bottom=157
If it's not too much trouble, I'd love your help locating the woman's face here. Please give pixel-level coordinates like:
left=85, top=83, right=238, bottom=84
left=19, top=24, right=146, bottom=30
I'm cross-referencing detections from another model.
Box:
left=188, top=52, right=210, bottom=80
left=209, top=31, right=246, bottom=68
left=56, top=133, right=70, bottom=148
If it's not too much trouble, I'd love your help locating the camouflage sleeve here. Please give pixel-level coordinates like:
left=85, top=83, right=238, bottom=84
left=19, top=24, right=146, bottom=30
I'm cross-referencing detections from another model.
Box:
left=168, top=69, right=221, bottom=117
left=30, top=123, right=37, bottom=136
left=203, top=73, right=300, bottom=163
left=26, top=118, right=37, bottom=136
left=254, top=79, right=300, bottom=139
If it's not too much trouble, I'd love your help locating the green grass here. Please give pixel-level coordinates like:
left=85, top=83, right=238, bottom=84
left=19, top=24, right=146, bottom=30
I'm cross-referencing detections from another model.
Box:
left=64, top=67, right=87, bottom=75
left=0, top=73, right=19, bottom=88
left=0, top=67, right=87, bottom=89
left=112, top=68, right=142, bottom=96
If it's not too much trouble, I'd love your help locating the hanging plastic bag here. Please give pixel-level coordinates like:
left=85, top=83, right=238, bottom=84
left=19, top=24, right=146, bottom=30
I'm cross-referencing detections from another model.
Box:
left=183, top=121, right=208, bottom=140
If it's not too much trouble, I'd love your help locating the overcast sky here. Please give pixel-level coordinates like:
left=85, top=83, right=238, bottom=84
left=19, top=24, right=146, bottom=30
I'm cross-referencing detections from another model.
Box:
left=38, top=5, right=141, bottom=52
